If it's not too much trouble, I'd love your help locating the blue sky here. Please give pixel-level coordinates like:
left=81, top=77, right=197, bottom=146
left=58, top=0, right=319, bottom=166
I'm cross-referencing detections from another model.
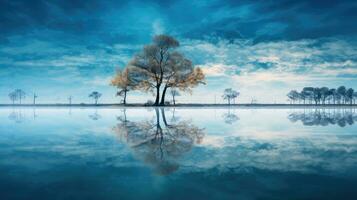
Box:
left=0, top=0, right=356, bottom=104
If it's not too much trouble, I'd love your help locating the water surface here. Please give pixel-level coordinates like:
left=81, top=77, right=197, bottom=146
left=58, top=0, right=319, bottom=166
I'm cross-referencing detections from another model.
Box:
left=1, top=107, right=357, bottom=200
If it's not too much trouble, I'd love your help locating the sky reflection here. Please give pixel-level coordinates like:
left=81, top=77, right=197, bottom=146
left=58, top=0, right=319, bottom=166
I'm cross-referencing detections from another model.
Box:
left=0, top=107, right=357, bottom=199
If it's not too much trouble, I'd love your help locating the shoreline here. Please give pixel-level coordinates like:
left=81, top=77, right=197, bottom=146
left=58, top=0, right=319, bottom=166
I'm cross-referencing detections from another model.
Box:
left=1, top=103, right=357, bottom=108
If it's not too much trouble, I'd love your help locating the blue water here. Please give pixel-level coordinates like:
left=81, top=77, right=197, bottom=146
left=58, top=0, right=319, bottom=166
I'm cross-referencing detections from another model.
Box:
left=1, top=107, right=357, bottom=200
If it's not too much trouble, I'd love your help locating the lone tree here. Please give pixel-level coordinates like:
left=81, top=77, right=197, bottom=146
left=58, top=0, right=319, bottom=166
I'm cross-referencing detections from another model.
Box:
left=222, top=88, right=239, bottom=105
left=128, top=34, right=205, bottom=106
left=8, top=91, right=17, bottom=104
left=170, top=88, right=180, bottom=106
left=33, top=93, right=38, bottom=105
left=14, top=89, right=26, bottom=104
left=68, top=96, right=72, bottom=105
left=110, top=67, right=135, bottom=105
left=89, top=91, right=102, bottom=105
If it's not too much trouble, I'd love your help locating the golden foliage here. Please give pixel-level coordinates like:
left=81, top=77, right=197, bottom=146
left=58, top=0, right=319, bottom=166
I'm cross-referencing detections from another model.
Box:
left=110, top=67, right=131, bottom=89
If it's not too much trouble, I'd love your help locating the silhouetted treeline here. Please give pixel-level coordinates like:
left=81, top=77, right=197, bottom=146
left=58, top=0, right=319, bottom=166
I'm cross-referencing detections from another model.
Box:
left=287, top=86, right=357, bottom=105
left=288, top=109, right=357, bottom=127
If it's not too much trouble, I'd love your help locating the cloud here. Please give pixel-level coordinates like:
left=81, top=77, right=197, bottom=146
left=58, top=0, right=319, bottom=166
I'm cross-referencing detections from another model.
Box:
left=200, top=64, right=233, bottom=77
left=0, top=0, right=356, bottom=103
left=181, top=36, right=357, bottom=80
left=177, top=36, right=357, bottom=102
left=83, top=76, right=112, bottom=87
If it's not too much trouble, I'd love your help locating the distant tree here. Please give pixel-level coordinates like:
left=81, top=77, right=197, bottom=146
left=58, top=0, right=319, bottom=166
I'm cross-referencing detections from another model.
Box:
left=300, top=89, right=308, bottom=104
left=301, top=87, right=314, bottom=104
left=337, top=86, right=347, bottom=104
left=334, top=89, right=341, bottom=104
left=68, top=96, right=72, bottom=105
left=170, top=88, right=180, bottom=106
left=287, top=90, right=300, bottom=104
left=320, top=87, right=329, bottom=104
left=312, top=88, right=322, bottom=105
left=294, top=86, right=355, bottom=105
left=251, top=98, right=258, bottom=104
left=353, top=92, right=357, bottom=104
left=230, top=90, right=239, bottom=104
left=328, top=88, right=337, bottom=104
left=346, top=88, right=354, bottom=105
left=110, top=67, right=136, bottom=105
left=89, top=91, right=102, bottom=105
left=8, top=91, right=17, bottom=104
left=222, top=88, right=239, bottom=105
left=33, top=93, right=38, bottom=105
left=14, top=89, right=26, bottom=104
left=127, top=35, right=204, bottom=106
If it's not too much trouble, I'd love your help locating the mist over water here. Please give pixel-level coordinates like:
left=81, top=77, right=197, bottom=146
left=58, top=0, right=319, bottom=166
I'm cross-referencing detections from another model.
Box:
left=1, top=107, right=357, bottom=199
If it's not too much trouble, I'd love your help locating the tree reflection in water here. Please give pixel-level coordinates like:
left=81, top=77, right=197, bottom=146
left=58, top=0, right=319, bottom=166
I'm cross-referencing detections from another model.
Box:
left=88, top=110, right=101, bottom=120
left=222, top=109, right=239, bottom=124
left=113, top=108, right=205, bottom=175
left=288, top=109, right=357, bottom=127
left=8, top=109, right=25, bottom=123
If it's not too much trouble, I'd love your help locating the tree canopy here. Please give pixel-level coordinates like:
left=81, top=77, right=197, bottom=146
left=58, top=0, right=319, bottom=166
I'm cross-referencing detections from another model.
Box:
left=126, top=34, right=205, bottom=106
left=89, top=91, right=102, bottom=105
left=110, top=67, right=135, bottom=105
left=222, top=88, right=239, bottom=105
left=8, top=89, right=26, bottom=104
left=287, top=86, right=356, bottom=105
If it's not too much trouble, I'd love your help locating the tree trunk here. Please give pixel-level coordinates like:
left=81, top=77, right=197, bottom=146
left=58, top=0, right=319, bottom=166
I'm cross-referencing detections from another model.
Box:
left=154, top=108, right=164, bottom=159
left=160, top=108, right=169, bottom=127
left=123, top=90, right=127, bottom=105
left=155, top=108, right=160, bottom=124
left=154, top=86, right=160, bottom=106
left=172, top=94, right=176, bottom=106
left=160, top=86, right=168, bottom=106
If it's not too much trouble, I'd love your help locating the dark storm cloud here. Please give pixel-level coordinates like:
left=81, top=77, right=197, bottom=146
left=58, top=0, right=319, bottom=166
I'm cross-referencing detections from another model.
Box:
left=180, top=0, right=357, bottom=41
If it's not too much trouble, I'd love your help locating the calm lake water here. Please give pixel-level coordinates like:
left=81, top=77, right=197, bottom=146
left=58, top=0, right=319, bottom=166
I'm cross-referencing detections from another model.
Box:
left=1, top=107, right=357, bottom=200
